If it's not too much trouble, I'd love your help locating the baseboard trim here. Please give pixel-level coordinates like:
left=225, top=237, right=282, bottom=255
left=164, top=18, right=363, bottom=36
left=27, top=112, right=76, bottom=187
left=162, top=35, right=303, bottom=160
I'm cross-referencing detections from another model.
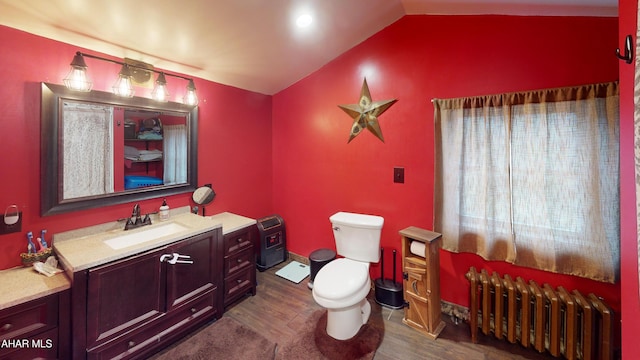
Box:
left=287, top=251, right=309, bottom=265
left=440, top=300, right=469, bottom=323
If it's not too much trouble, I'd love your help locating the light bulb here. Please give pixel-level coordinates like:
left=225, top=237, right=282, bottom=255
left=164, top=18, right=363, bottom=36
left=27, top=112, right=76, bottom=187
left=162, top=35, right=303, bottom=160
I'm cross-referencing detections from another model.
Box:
left=63, top=53, right=92, bottom=91
left=152, top=73, right=169, bottom=102
left=112, top=65, right=135, bottom=97
left=183, top=79, right=198, bottom=106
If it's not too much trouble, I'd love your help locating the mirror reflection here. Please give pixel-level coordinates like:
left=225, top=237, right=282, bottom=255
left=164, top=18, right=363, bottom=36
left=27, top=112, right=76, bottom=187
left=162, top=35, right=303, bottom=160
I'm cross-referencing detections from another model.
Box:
left=41, top=83, right=199, bottom=216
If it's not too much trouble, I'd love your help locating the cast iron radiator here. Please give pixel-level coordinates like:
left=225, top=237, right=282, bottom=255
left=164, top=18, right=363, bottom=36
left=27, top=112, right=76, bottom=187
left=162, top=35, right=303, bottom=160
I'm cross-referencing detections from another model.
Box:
left=466, top=267, right=614, bottom=360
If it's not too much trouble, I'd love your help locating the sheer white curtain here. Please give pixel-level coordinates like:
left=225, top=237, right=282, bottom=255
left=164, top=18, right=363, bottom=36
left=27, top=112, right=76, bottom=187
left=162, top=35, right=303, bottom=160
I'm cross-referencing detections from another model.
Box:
left=434, top=82, right=620, bottom=282
left=163, top=124, right=187, bottom=185
left=434, top=100, right=516, bottom=262
left=62, top=101, right=114, bottom=199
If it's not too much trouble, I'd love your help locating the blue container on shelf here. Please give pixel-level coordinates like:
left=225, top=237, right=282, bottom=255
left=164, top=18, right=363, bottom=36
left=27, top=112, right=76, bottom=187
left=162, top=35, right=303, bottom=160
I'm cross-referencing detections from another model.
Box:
left=124, top=175, right=163, bottom=189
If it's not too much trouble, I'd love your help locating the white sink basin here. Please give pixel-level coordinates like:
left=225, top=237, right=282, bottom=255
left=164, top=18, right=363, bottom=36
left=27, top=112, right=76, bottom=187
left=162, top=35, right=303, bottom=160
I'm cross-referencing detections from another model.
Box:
left=104, top=222, right=189, bottom=250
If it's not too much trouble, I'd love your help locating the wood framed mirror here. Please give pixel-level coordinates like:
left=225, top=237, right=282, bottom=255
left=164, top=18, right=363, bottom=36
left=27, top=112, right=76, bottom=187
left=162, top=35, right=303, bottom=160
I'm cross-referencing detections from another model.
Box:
left=40, top=82, right=198, bottom=216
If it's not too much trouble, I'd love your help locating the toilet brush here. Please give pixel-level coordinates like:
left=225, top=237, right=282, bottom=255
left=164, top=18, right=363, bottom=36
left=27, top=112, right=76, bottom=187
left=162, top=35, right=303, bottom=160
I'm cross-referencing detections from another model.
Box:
left=374, top=248, right=404, bottom=309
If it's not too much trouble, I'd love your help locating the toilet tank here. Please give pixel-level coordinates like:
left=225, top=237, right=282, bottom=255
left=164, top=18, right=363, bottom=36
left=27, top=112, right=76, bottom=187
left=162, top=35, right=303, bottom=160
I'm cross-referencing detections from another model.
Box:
left=330, top=212, right=384, bottom=262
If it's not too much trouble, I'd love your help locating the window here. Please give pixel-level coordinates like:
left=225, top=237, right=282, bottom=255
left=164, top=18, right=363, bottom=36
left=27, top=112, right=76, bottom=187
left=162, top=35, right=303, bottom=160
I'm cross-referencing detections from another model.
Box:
left=433, top=82, right=619, bottom=282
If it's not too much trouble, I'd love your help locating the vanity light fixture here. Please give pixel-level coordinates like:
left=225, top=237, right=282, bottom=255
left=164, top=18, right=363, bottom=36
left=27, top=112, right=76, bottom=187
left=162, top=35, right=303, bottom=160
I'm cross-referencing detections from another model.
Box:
left=183, top=79, right=198, bottom=106
left=63, top=51, right=198, bottom=105
left=151, top=72, right=169, bottom=102
left=112, top=64, right=135, bottom=97
left=63, top=52, right=92, bottom=92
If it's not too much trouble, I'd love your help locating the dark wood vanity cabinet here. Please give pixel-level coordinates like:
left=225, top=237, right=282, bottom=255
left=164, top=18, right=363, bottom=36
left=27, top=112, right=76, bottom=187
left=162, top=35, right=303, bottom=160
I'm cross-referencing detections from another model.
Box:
left=70, top=228, right=223, bottom=359
left=222, top=225, right=257, bottom=307
left=0, top=291, right=70, bottom=360
left=85, top=250, right=165, bottom=351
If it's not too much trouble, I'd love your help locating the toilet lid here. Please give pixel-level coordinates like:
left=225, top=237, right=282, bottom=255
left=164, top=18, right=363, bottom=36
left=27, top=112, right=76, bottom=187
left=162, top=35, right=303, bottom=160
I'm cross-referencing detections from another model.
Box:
left=313, top=258, right=369, bottom=300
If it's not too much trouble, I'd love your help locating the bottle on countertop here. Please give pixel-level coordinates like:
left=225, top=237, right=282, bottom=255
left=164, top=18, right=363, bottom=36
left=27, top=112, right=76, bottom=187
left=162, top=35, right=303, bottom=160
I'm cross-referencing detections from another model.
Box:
left=159, top=198, right=170, bottom=221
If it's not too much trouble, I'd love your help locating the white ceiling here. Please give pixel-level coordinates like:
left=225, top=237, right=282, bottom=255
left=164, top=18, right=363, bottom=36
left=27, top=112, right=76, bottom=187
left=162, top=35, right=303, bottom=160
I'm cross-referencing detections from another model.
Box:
left=0, top=0, right=618, bottom=95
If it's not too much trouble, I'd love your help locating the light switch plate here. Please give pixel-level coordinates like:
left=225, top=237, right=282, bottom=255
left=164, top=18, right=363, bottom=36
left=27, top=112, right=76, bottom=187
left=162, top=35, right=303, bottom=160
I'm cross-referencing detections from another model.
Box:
left=394, top=167, right=404, bottom=183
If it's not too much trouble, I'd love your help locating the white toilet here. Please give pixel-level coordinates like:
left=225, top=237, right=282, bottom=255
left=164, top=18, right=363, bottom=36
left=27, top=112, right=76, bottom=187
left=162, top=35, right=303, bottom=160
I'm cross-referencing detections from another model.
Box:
left=312, top=211, right=384, bottom=340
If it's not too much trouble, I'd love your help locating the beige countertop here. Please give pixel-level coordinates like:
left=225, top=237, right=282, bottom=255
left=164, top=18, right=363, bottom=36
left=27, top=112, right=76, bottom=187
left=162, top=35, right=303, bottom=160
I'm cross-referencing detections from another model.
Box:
left=53, top=209, right=256, bottom=272
left=0, top=266, right=70, bottom=310
left=207, top=212, right=256, bottom=234
left=54, top=207, right=223, bottom=272
left=0, top=210, right=255, bottom=309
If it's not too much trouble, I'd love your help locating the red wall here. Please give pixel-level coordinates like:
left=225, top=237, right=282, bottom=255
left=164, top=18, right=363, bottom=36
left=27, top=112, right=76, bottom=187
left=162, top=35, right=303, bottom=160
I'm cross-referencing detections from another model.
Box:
left=272, top=15, right=621, bottom=316
left=0, top=13, right=630, bottom=351
left=0, top=25, right=273, bottom=269
left=619, top=0, right=638, bottom=358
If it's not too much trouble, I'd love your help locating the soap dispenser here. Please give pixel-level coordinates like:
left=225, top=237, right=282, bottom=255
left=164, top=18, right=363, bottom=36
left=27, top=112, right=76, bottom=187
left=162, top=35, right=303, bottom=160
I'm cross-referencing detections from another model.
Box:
left=159, top=199, right=170, bottom=221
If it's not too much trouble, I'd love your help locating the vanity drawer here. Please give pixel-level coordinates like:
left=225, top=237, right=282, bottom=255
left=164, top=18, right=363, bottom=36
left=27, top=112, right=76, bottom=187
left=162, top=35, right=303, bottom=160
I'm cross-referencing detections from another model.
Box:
left=224, top=246, right=254, bottom=277
left=223, top=228, right=253, bottom=255
left=159, top=288, right=217, bottom=342
left=0, top=294, right=57, bottom=341
left=223, top=267, right=254, bottom=305
left=87, top=324, right=159, bottom=360
left=88, top=290, right=216, bottom=360
left=0, top=327, right=58, bottom=359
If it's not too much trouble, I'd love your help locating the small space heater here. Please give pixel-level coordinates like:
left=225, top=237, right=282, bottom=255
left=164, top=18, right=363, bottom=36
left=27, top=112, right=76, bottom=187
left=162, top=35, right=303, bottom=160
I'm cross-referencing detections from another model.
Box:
left=256, top=215, right=287, bottom=271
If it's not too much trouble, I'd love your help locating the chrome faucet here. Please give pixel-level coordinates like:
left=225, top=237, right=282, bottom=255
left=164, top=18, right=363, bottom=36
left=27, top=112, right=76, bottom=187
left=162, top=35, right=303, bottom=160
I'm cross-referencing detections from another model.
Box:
left=124, top=203, right=152, bottom=230
left=132, top=204, right=140, bottom=219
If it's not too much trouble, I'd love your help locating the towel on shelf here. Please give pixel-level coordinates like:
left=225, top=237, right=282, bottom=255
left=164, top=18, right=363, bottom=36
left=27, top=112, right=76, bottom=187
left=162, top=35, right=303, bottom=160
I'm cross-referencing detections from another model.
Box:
left=123, top=147, right=162, bottom=162
left=138, top=131, right=163, bottom=140
left=124, top=145, right=139, bottom=157
left=138, top=149, right=163, bottom=161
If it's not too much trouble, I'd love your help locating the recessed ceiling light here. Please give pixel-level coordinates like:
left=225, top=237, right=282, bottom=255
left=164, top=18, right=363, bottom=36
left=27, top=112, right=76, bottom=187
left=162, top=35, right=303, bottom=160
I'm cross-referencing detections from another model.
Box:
left=296, top=14, right=312, bottom=28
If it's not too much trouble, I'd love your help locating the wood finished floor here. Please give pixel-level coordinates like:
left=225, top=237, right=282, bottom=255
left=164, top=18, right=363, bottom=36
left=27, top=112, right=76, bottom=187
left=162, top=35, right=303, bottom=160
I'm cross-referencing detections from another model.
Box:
left=224, top=261, right=556, bottom=360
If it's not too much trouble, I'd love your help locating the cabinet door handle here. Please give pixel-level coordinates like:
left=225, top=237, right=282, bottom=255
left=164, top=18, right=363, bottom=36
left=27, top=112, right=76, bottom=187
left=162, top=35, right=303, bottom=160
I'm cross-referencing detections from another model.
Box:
left=412, top=280, right=419, bottom=294
left=236, top=238, right=243, bottom=243
left=161, top=253, right=193, bottom=264
left=128, top=341, right=136, bottom=348
left=1, top=323, right=12, bottom=332
left=237, top=259, right=242, bottom=263
left=191, top=307, right=197, bottom=314
left=237, top=279, right=242, bottom=284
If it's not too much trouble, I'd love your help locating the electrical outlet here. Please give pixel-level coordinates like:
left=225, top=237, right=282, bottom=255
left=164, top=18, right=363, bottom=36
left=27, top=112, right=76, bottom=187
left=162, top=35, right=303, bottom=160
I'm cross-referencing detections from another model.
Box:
left=394, top=167, right=404, bottom=184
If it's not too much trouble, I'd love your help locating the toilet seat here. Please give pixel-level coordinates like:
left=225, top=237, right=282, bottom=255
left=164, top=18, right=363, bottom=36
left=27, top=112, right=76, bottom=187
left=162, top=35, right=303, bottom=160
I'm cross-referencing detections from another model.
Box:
left=312, top=258, right=370, bottom=308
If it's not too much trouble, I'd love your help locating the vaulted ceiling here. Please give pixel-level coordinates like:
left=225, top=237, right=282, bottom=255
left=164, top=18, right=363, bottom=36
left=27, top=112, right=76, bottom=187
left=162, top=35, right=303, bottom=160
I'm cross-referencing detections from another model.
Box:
left=0, top=0, right=617, bottom=95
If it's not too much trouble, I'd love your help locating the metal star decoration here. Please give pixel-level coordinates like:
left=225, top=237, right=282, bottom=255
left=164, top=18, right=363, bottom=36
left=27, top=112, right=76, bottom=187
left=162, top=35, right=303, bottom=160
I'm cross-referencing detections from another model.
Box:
left=338, top=78, right=397, bottom=143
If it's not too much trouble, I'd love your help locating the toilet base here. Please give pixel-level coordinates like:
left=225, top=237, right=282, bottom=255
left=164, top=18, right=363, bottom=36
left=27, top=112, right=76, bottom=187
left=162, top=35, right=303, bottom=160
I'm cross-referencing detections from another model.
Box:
left=325, top=299, right=371, bottom=340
